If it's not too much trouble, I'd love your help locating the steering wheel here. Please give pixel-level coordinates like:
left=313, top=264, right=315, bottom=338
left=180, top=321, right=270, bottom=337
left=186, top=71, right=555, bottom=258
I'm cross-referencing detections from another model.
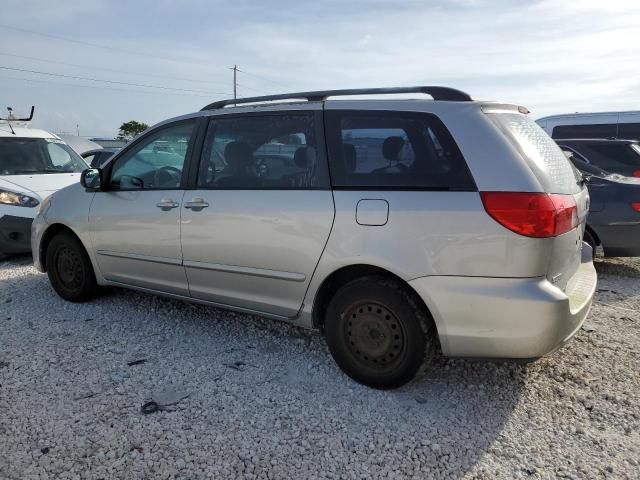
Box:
left=153, top=166, right=182, bottom=188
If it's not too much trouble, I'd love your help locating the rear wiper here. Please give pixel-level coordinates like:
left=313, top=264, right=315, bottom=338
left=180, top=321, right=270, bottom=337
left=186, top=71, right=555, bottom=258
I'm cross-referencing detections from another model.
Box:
left=578, top=174, right=592, bottom=186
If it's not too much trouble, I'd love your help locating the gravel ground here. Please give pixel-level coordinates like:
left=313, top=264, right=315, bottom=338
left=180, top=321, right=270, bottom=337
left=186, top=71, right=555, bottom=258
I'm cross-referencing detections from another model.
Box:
left=1, top=256, right=639, bottom=480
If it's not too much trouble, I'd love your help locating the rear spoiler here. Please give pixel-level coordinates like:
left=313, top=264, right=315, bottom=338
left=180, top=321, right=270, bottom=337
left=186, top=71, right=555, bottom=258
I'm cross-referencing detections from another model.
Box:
left=481, top=103, right=530, bottom=115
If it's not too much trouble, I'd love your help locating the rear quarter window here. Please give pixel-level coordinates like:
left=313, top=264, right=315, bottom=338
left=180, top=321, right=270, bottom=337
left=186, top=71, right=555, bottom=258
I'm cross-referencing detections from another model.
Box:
left=326, top=110, right=475, bottom=190
left=489, top=113, right=581, bottom=194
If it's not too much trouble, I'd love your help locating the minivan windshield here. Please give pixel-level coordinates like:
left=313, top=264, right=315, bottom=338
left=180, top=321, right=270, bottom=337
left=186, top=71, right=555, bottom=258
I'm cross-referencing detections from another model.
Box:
left=0, top=137, right=88, bottom=175
left=489, top=113, right=582, bottom=194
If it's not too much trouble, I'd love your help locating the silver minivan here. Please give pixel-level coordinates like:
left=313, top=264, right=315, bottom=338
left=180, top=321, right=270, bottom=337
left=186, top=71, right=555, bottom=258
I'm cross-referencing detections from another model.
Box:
left=32, top=87, right=597, bottom=389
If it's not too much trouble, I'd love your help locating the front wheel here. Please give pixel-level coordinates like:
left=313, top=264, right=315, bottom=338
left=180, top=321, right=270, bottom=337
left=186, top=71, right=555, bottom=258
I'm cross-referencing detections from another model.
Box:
left=324, top=276, right=436, bottom=389
left=46, top=232, right=99, bottom=302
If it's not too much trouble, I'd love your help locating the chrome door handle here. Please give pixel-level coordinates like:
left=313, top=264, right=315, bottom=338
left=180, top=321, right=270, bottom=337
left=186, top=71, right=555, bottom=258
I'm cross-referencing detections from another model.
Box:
left=184, top=198, right=210, bottom=211
left=156, top=198, right=179, bottom=211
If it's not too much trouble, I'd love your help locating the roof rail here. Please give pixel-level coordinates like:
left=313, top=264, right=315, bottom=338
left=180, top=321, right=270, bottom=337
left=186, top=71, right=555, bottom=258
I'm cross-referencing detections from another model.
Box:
left=201, top=86, right=472, bottom=110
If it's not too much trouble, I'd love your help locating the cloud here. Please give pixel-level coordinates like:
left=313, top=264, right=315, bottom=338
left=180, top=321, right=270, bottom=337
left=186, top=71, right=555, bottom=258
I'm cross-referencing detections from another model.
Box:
left=0, top=0, right=638, bottom=136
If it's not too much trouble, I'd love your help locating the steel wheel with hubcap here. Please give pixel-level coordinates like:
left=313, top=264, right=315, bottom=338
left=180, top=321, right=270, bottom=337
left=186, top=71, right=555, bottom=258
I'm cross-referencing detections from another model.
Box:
left=325, top=275, right=436, bottom=389
left=46, top=232, right=98, bottom=302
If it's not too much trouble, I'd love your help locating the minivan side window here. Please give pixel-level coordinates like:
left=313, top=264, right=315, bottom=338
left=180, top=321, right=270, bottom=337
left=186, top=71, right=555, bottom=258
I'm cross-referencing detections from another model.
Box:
left=326, top=111, right=475, bottom=190
left=552, top=124, right=617, bottom=139
left=198, top=113, right=329, bottom=189
left=109, top=122, right=194, bottom=190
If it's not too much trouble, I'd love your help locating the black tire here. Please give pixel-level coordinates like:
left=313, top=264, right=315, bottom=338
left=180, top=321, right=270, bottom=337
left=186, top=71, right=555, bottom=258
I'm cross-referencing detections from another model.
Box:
left=46, top=232, right=98, bottom=302
left=324, top=275, right=436, bottom=389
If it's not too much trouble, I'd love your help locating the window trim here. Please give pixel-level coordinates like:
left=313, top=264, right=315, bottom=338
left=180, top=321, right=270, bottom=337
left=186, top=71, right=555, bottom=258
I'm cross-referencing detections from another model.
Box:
left=103, top=118, right=198, bottom=192
left=193, top=110, right=331, bottom=191
left=325, top=109, right=477, bottom=191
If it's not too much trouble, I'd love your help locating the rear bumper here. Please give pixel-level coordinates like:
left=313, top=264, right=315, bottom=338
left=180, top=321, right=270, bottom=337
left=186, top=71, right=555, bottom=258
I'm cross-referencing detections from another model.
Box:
left=409, top=243, right=597, bottom=358
left=0, top=214, right=33, bottom=255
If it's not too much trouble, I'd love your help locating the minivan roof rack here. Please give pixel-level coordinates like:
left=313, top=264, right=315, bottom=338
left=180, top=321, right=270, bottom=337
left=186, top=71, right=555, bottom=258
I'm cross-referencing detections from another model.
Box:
left=201, top=86, right=472, bottom=110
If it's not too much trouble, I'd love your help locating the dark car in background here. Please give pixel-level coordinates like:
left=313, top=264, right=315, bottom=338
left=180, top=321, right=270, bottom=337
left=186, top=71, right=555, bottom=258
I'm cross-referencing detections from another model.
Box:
left=561, top=149, right=640, bottom=257
left=558, top=139, right=640, bottom=178
left=81, top=148, right=119, bottom=168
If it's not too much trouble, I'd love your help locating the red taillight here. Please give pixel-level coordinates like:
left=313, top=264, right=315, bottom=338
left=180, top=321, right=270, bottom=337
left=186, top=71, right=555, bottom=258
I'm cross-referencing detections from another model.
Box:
left=633, top=170, right=640, bottom=178
left=632, top=202, right=640, bottom=212
left=480, top=192, right=579, bottom=238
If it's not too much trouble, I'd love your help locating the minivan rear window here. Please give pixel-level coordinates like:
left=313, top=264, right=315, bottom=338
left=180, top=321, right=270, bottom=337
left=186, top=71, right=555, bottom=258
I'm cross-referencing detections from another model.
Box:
left=325, top=111, right=475, bottom=190
left=490, top=113, right=581, bottom=194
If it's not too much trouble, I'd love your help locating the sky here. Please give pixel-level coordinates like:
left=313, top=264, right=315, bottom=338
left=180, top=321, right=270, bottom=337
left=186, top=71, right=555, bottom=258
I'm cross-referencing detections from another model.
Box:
left=1, top=0, right=639, bottom=138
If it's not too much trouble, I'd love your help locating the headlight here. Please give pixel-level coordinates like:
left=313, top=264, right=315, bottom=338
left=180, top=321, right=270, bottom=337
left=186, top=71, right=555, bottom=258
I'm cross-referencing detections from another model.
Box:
left=0, top=189, right=40, bottom=207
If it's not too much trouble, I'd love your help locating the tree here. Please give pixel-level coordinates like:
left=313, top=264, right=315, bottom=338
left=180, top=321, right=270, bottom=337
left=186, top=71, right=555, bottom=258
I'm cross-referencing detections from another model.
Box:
left=117, top=120, right=149, bottom=141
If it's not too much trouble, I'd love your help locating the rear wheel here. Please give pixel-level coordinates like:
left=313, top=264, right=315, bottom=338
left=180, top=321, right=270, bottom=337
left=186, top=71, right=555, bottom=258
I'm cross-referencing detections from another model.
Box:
left=324, top=276, right=436, bottom=389
left=46, top=232, right=98, bottom=302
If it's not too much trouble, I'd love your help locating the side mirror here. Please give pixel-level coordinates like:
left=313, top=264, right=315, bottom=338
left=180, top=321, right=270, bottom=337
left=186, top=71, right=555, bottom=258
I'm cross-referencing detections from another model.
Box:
left=81, top=168, right=102, bottom=190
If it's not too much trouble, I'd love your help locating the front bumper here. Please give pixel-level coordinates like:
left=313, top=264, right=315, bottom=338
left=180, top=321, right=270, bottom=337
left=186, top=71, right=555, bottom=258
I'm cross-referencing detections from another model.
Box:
left=0, top=214, right=33, bottom=254
left=409, top=243, right=597, bottom=358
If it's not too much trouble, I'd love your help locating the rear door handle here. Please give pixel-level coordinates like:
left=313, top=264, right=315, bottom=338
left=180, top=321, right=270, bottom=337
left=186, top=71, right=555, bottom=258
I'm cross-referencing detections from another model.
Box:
left=156, top=198, right=179, bottom=211
left=184, top=198, right=210, bottom=211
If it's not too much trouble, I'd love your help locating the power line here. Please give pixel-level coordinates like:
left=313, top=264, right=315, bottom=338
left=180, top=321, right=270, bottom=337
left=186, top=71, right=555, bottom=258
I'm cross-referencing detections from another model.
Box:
left=0, top=24, right=172, bottom=62
left=0, top=66, right=227, bottom=95
left=0, top=25, right=301, bottom=92
left=238, top=68, right=298, bottom=90
left=0, top=74, right=224, bottom=98
left=0, top=51, right=228, bottom=86
left=236, top=83, right=263, bottom=93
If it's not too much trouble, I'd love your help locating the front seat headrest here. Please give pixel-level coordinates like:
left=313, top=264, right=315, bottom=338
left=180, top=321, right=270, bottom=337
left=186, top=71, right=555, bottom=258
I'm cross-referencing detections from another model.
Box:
left=342, top=143, right=356, bottom=173
left=382, top=136, right=405, bottom=161
left=224, top=141, right=253, bottom=172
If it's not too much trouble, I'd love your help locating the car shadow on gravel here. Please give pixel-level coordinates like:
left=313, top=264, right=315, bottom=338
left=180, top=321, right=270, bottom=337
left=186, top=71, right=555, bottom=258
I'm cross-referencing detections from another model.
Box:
left=594, top=257, right=640, bottom=277
left=3, top=268, right=528, bottom=479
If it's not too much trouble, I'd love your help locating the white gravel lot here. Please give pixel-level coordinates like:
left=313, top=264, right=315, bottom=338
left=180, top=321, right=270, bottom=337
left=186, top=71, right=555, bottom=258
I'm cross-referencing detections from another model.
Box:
left=1, top=256, right=639, bottom=480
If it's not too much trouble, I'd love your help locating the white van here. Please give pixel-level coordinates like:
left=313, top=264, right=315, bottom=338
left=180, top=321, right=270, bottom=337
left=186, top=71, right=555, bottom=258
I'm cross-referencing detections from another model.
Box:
left=537, top=111, right=640, bottom=140
left=1, top=110, right=88, bottom=257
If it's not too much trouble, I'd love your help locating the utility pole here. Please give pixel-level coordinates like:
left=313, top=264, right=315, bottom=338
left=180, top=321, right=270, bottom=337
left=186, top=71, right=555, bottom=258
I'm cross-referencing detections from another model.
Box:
left=230, top=64, right=238, bottom=104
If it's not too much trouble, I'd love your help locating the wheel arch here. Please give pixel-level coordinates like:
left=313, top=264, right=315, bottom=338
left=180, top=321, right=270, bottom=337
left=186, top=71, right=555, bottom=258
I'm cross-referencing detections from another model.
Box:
left=311, top=264, right=436, bottom=335
left=39, top=223, right=86, bottom=272
left=584, top=224, right=601, bottom=247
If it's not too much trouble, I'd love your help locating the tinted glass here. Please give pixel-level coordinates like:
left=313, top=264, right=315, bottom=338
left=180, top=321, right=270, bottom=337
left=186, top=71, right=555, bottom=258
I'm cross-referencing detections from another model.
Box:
left=326, top=111, right=474, bottom=189
left=552, top=124, right=617, bottom=139
left=0, top=138, right=87, bottom=175
left=110, top=122, right=194, bottom=190
left=618, top=123, right=640, bottom=140
left=198, top=113, right=327, bottom=189
left=568, top=142, right=640, bottom=171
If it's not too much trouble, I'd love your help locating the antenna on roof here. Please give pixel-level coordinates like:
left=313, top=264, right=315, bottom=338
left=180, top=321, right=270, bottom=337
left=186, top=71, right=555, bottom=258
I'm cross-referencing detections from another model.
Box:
left=1, top=106, right=35, bottom=135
